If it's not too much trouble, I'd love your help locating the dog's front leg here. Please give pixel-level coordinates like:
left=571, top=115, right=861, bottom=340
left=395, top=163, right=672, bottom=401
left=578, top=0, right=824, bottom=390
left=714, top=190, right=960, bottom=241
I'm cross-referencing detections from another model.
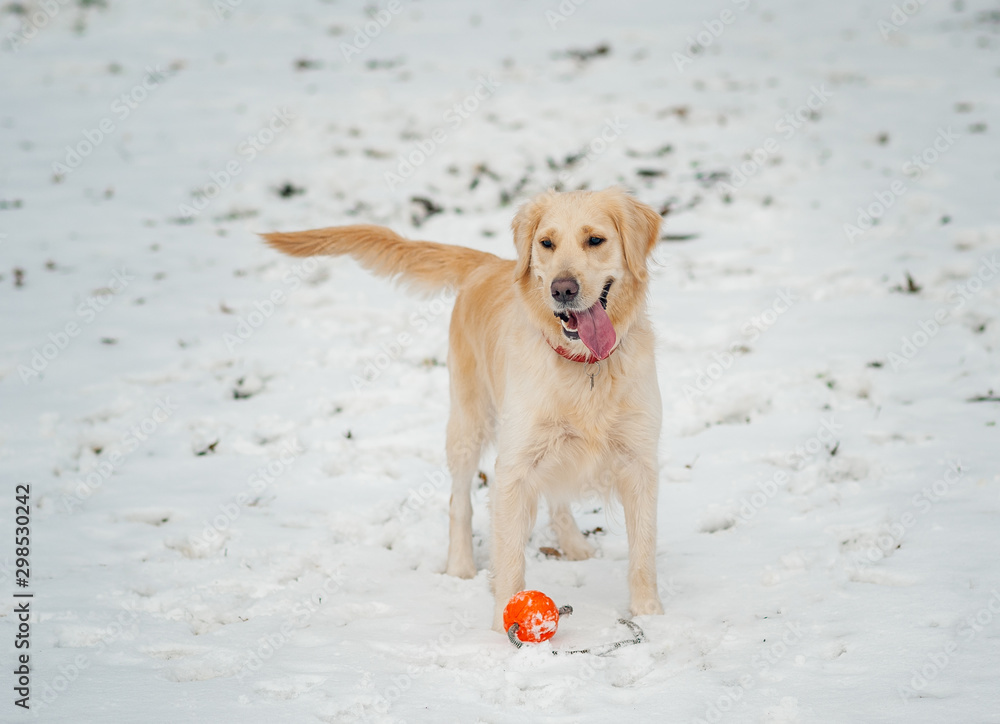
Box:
left=489, top=469, right=538, bottom=632
left=618, top=456, right=664, bottom=617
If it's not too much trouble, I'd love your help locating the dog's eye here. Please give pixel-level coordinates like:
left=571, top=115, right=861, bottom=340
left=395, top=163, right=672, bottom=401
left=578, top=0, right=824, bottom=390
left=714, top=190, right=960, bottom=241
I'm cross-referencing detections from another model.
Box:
left=588, top=236, right=605, bottom=246
left=539, top=239, right=553, bottom=248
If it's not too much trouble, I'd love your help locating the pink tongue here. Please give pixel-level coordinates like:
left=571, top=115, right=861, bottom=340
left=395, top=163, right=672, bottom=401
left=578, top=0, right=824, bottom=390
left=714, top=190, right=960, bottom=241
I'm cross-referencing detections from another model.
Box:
left=569, top=302, right=616, bottom=359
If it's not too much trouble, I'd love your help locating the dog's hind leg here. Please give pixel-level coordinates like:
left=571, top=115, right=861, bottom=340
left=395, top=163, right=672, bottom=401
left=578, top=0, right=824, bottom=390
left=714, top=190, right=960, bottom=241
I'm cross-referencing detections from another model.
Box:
left=548, top=500, right=595, bottom=560
left=444, top=380, right=486, bottom=580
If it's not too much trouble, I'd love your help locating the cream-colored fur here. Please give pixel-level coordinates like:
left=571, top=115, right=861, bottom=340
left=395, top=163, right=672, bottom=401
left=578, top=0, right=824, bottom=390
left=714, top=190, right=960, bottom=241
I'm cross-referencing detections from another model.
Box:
left=264, top=186, right=664, bottom=631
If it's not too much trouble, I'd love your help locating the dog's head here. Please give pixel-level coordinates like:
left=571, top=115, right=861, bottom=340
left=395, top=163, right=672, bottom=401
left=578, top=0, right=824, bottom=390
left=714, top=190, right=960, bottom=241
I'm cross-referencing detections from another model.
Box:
left=511, top=187, right=661, bottom=360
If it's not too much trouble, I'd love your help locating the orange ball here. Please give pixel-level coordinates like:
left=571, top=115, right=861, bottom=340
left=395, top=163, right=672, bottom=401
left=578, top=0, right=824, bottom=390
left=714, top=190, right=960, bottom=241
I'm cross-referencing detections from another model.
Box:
left=503, top=590, right=560, bottom=643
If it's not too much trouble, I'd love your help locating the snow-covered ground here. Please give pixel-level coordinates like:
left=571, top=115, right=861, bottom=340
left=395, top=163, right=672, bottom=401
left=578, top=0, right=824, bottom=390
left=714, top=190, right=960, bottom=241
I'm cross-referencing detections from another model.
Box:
left=2, top=0, right=999, bottom=721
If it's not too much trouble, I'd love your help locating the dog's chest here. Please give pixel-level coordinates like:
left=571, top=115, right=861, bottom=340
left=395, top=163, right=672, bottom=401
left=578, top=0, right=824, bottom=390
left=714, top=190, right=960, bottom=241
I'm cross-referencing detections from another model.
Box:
left=512, top=380, right=633, bottom=470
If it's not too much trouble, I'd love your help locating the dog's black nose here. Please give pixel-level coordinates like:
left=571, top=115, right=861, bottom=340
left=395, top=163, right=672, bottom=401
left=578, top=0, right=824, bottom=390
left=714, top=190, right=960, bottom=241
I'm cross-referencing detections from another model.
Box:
left=550, top=277, right=579, bottom=304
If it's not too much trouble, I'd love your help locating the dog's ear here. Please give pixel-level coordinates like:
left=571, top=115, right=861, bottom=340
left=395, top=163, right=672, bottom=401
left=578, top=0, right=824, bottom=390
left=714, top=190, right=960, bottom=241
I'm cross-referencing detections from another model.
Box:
left=610, top=189, right=661, bottom=283
left=511, top=192, right=551, bottom=281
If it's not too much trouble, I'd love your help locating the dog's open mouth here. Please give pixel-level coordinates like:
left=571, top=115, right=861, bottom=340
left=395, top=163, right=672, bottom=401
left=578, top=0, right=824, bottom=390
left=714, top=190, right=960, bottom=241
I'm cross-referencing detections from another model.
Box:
left=554, top=280, right=616, bottom=359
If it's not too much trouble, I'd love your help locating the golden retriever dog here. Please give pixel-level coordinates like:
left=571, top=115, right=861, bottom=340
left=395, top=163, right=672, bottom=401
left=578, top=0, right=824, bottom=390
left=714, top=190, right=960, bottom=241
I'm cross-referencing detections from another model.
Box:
left=264, top=186, right=664, bottom=631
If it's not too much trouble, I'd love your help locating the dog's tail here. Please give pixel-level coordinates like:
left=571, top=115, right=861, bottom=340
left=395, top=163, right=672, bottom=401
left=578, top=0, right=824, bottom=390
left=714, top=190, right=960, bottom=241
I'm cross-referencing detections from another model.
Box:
left=262, top=225, right=499, bottom=293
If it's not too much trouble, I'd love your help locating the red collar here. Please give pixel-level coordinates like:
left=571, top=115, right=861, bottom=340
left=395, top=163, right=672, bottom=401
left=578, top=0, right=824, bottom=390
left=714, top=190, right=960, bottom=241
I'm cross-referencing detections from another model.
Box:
left=545, top=337, right=613, bottom=364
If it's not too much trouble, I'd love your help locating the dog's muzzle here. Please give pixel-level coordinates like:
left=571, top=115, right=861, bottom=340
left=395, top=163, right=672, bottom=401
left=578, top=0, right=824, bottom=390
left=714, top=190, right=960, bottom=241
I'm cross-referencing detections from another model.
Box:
left=554, top=279, right=613, bottom=340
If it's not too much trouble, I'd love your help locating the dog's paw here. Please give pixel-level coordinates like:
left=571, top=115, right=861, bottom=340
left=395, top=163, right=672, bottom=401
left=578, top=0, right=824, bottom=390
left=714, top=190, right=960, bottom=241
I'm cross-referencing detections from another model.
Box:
left=560, top=538, right=596, bottom=561
left=492, top=607, right=508, bottom=633
left=630, top=597, right=664, bottom=617
left=445, top=559, right=477, bottom=579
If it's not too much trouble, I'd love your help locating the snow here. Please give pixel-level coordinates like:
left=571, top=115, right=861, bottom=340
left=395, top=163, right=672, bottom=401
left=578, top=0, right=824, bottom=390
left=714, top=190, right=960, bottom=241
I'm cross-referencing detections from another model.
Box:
left=2, top=0, right=999, bottom=721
